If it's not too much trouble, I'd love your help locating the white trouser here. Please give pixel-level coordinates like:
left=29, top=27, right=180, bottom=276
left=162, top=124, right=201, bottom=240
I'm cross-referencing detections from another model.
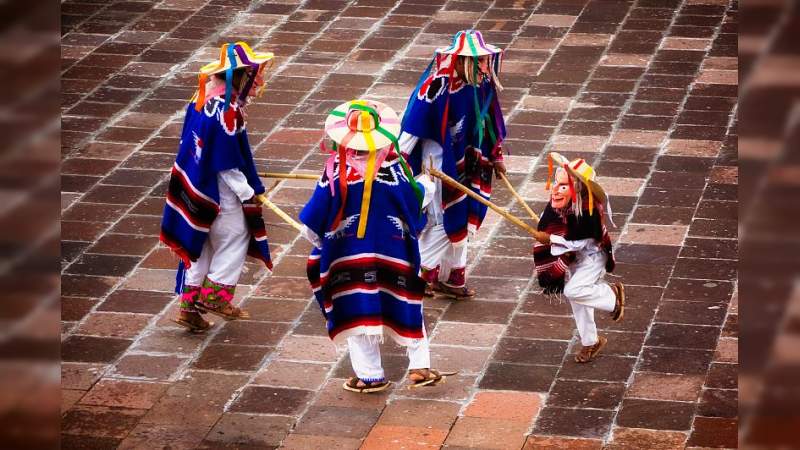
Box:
left=564, top=251, right=616, bottom=347
left=347, top=328, right=431, bottom=382
left=419, top=224, right=468, bottom=282
left=184, top=207, right=250, bottom=287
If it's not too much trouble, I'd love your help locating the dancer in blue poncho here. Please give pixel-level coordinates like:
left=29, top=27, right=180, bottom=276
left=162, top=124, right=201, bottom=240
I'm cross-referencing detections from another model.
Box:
left=399, top=30, right=507, bottom=300
left=300, top=99, right=452, bottom=392
left=160, top=42, right=274, bottom=332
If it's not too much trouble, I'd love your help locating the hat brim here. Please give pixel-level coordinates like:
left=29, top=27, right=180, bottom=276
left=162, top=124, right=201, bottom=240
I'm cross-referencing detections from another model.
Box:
left=324, top=100, right=401, bottom=151
left=549, top=152, right=608, bottom=204
left=435, top=43, right=501, bottom=56
left=200, top=52, right=274, bottom=76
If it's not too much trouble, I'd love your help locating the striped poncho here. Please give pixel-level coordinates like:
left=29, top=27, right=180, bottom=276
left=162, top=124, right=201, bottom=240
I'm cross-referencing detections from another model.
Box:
left=401, top=54, right=506, bottom=245
left=160, top=96, right=272, bottom=272
left=300, top=152, right=427, bottom=346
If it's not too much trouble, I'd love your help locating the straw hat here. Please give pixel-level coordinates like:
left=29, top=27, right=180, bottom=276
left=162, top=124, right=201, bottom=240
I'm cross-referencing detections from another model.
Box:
left=436, top=29, right=502, bottom=57
left=324, top=99, right=401, bottom=151
left=199, top=41, right=273, bottom=76
left=548, top=152, right=608, bottom=211
left=194, top=42, right=274, bottom=111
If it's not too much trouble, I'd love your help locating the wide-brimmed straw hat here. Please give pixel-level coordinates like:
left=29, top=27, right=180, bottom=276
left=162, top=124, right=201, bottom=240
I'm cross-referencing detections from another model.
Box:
left=436, top=29, right=502, bottom=57
left=194, top=42, right=274, bottom=111
left=324, top=99, right=401, bottom=151
left=548, top=152, right=608, bottom=214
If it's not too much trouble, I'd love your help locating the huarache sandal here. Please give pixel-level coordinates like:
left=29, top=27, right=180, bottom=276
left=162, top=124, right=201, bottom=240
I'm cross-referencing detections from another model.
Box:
left=342, top=377, right=392, bottom=393
left=424, top=282, right=437, bottom=298
left=610, top=282, right=625, bottom=322
left=434, top=283, right=475, bottom=300
left=194, top=302, right=251, bottom=321
left=407, top=369, right=458, bottom=388
left=575, top=336, right=607, bottom=363
left=172, top=312, right=214, bottom=333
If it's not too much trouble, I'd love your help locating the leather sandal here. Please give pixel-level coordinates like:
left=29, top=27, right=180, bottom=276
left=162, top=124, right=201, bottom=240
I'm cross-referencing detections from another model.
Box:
left=433, top=283, right=475, bottom=300
left=172, top=312, right=214, bottom=333
left=342, top=377, right=392, bottom=393
left=575, top=336, right=607, bottom=363
left=407, top=369, right=458, bottom=388
left=610, top=282, right=625, bottom=322
left=194, top=301, right=250, bottom=321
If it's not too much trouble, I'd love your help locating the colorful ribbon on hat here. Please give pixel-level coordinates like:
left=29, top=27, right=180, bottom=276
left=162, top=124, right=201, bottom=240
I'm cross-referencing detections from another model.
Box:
left=193, top=42, right=272, bottom=112
left=325, top=101, right=423, bottom=239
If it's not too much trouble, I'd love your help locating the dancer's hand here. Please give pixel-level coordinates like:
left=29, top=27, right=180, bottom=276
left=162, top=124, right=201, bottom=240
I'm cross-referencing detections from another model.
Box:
left=252, top=194, right=267, bottom=205
left=534, top=231, right=550, bottom=244
left=493, top=160, right=507, bottom=177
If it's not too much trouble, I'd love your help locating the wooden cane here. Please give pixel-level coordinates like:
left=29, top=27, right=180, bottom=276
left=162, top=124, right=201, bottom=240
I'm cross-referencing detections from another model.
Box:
left=498, top=172, right=540, bottom=224
left=428, top=167, right=538, bottom=237
left=259, top=196, right=303, bottom=232
left=259, top=171, right=319, bottom=181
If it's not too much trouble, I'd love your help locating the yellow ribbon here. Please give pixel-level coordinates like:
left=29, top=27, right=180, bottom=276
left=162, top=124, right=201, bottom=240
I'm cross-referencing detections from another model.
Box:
left=357, top=109, right=377, bottom=238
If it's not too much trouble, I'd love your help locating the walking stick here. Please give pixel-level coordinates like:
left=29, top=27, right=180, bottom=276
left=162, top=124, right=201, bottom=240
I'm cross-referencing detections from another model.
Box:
left=428, top=167, right=538, bottom=237
left=259, top=171, right=319, bottom=181
left=256, top=195, right=303, bottom=232
left=497, top=172, right=540, bottom=224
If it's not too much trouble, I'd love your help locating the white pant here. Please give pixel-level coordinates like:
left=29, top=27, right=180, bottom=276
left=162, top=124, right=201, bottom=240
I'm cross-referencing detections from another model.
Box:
left=419, top=224, right=468, bottom=283
left=347, top=329, right=431, bottom=382
left=184, top=208, right=249, bottom=287
left=564, top=251, right=616, bottom=346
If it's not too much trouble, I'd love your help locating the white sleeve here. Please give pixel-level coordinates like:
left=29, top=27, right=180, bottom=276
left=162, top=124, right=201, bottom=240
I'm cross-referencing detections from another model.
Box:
left=398, top=131, right=419, bottom=157
left=414, top=173, right=436, bottom=208
left=219, top=169, right=255, bottom=202
left=300, top=225, right=322, bottom=248
left=549, top=235, right=593, bottom=256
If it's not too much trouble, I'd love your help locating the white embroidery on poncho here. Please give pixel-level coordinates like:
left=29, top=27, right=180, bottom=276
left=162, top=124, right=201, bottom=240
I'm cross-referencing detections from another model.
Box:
left=325, top=214, right=359, bottom=239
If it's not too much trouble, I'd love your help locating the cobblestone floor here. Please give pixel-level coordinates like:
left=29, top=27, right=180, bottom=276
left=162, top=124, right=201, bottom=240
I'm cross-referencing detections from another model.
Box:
left=61, top=0, right=738, bottom=448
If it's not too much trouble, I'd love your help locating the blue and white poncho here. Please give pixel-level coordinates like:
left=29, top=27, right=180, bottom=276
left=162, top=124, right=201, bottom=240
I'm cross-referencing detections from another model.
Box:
left=300, top=152, right=427, bottom=346
left=160, top=96, right=272, bottom=272
left=401, top=51, right=507, bottom=245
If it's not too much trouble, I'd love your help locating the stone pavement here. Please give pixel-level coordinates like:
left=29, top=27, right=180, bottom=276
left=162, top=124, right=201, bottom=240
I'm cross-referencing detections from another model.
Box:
left=61, top=0, right=737, bottom=448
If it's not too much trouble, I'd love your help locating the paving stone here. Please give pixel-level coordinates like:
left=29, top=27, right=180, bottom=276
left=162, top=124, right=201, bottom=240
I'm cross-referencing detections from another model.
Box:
left=361, top=424, right=448, bottom=450
left=294, top=406, right=381, bottom=438
left=204, top=413, right=294, bottom=448
left=617, top=398, right=697, bottom=430
left=276, top=334, right=339, bottom=362
left=376, top=398, right=460, bottom=430
left=523, top=435, right=603, bottom=449
left=430, top=322, right=505, bottom=347
left=193, top=344, right=272, bottom=372
left=62, top=405, right=147, bottom=438
left=494, top=337, right=567, bottom=365
left=640, top=347, right=714, bottom=375
left=606, top=427, right=688, bottom=450
left=112, top=354, right=187, bottom=380
left=62, top=335, right=132, bottom=363
left=79, top=379, right=168, bottom=409
left=211, top=320, right=290, bottom=347
left=464, top=390, right=542, bottom=423
left=480, top=362, right=557, bottom=392
left=440, top=300, right=516, bottom=323
left=96, top=289, right=172, bottom=314
left=229, top=385, right=312, bottom=415
left=430, top=344, right=492, bottom=374
left=62, top=362, right=107, bottom=390
left=314, top=378, right=393, bottom=410
left=686, top=417, right=737, bottom=448
left=548, top=380, right=625, bottom=409
left=76, top=312, right=151, bottom=338
left=627, top=372, right=705, bottom=402
left=444, top=417, right=529, bottom=449
left=280, top=434, right=362, bottom=450
left=533, top=406, right=614, bottom=438
left=117, top=423, right=209, bottom=450
left=253, top=360, right=332, bottom=390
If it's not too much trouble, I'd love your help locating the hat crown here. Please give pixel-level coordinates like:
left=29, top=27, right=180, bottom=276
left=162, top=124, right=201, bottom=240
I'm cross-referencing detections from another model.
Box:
left=570, top=158, right=597, bottom=181
left=346, top=106, right=378, bottom=133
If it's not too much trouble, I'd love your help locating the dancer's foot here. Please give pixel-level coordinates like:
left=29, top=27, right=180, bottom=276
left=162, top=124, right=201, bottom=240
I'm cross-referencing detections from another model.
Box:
left=172, top=311, right=214, bottom=333
left=195, top=301, right=250, bottom=320
left=575, top=336, right=607, bottom=363
left=434, top=283, right=475, bottom=300
left=342, top=377, right=392, bottom=393
left=610, top=282, right=625, bottom=322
